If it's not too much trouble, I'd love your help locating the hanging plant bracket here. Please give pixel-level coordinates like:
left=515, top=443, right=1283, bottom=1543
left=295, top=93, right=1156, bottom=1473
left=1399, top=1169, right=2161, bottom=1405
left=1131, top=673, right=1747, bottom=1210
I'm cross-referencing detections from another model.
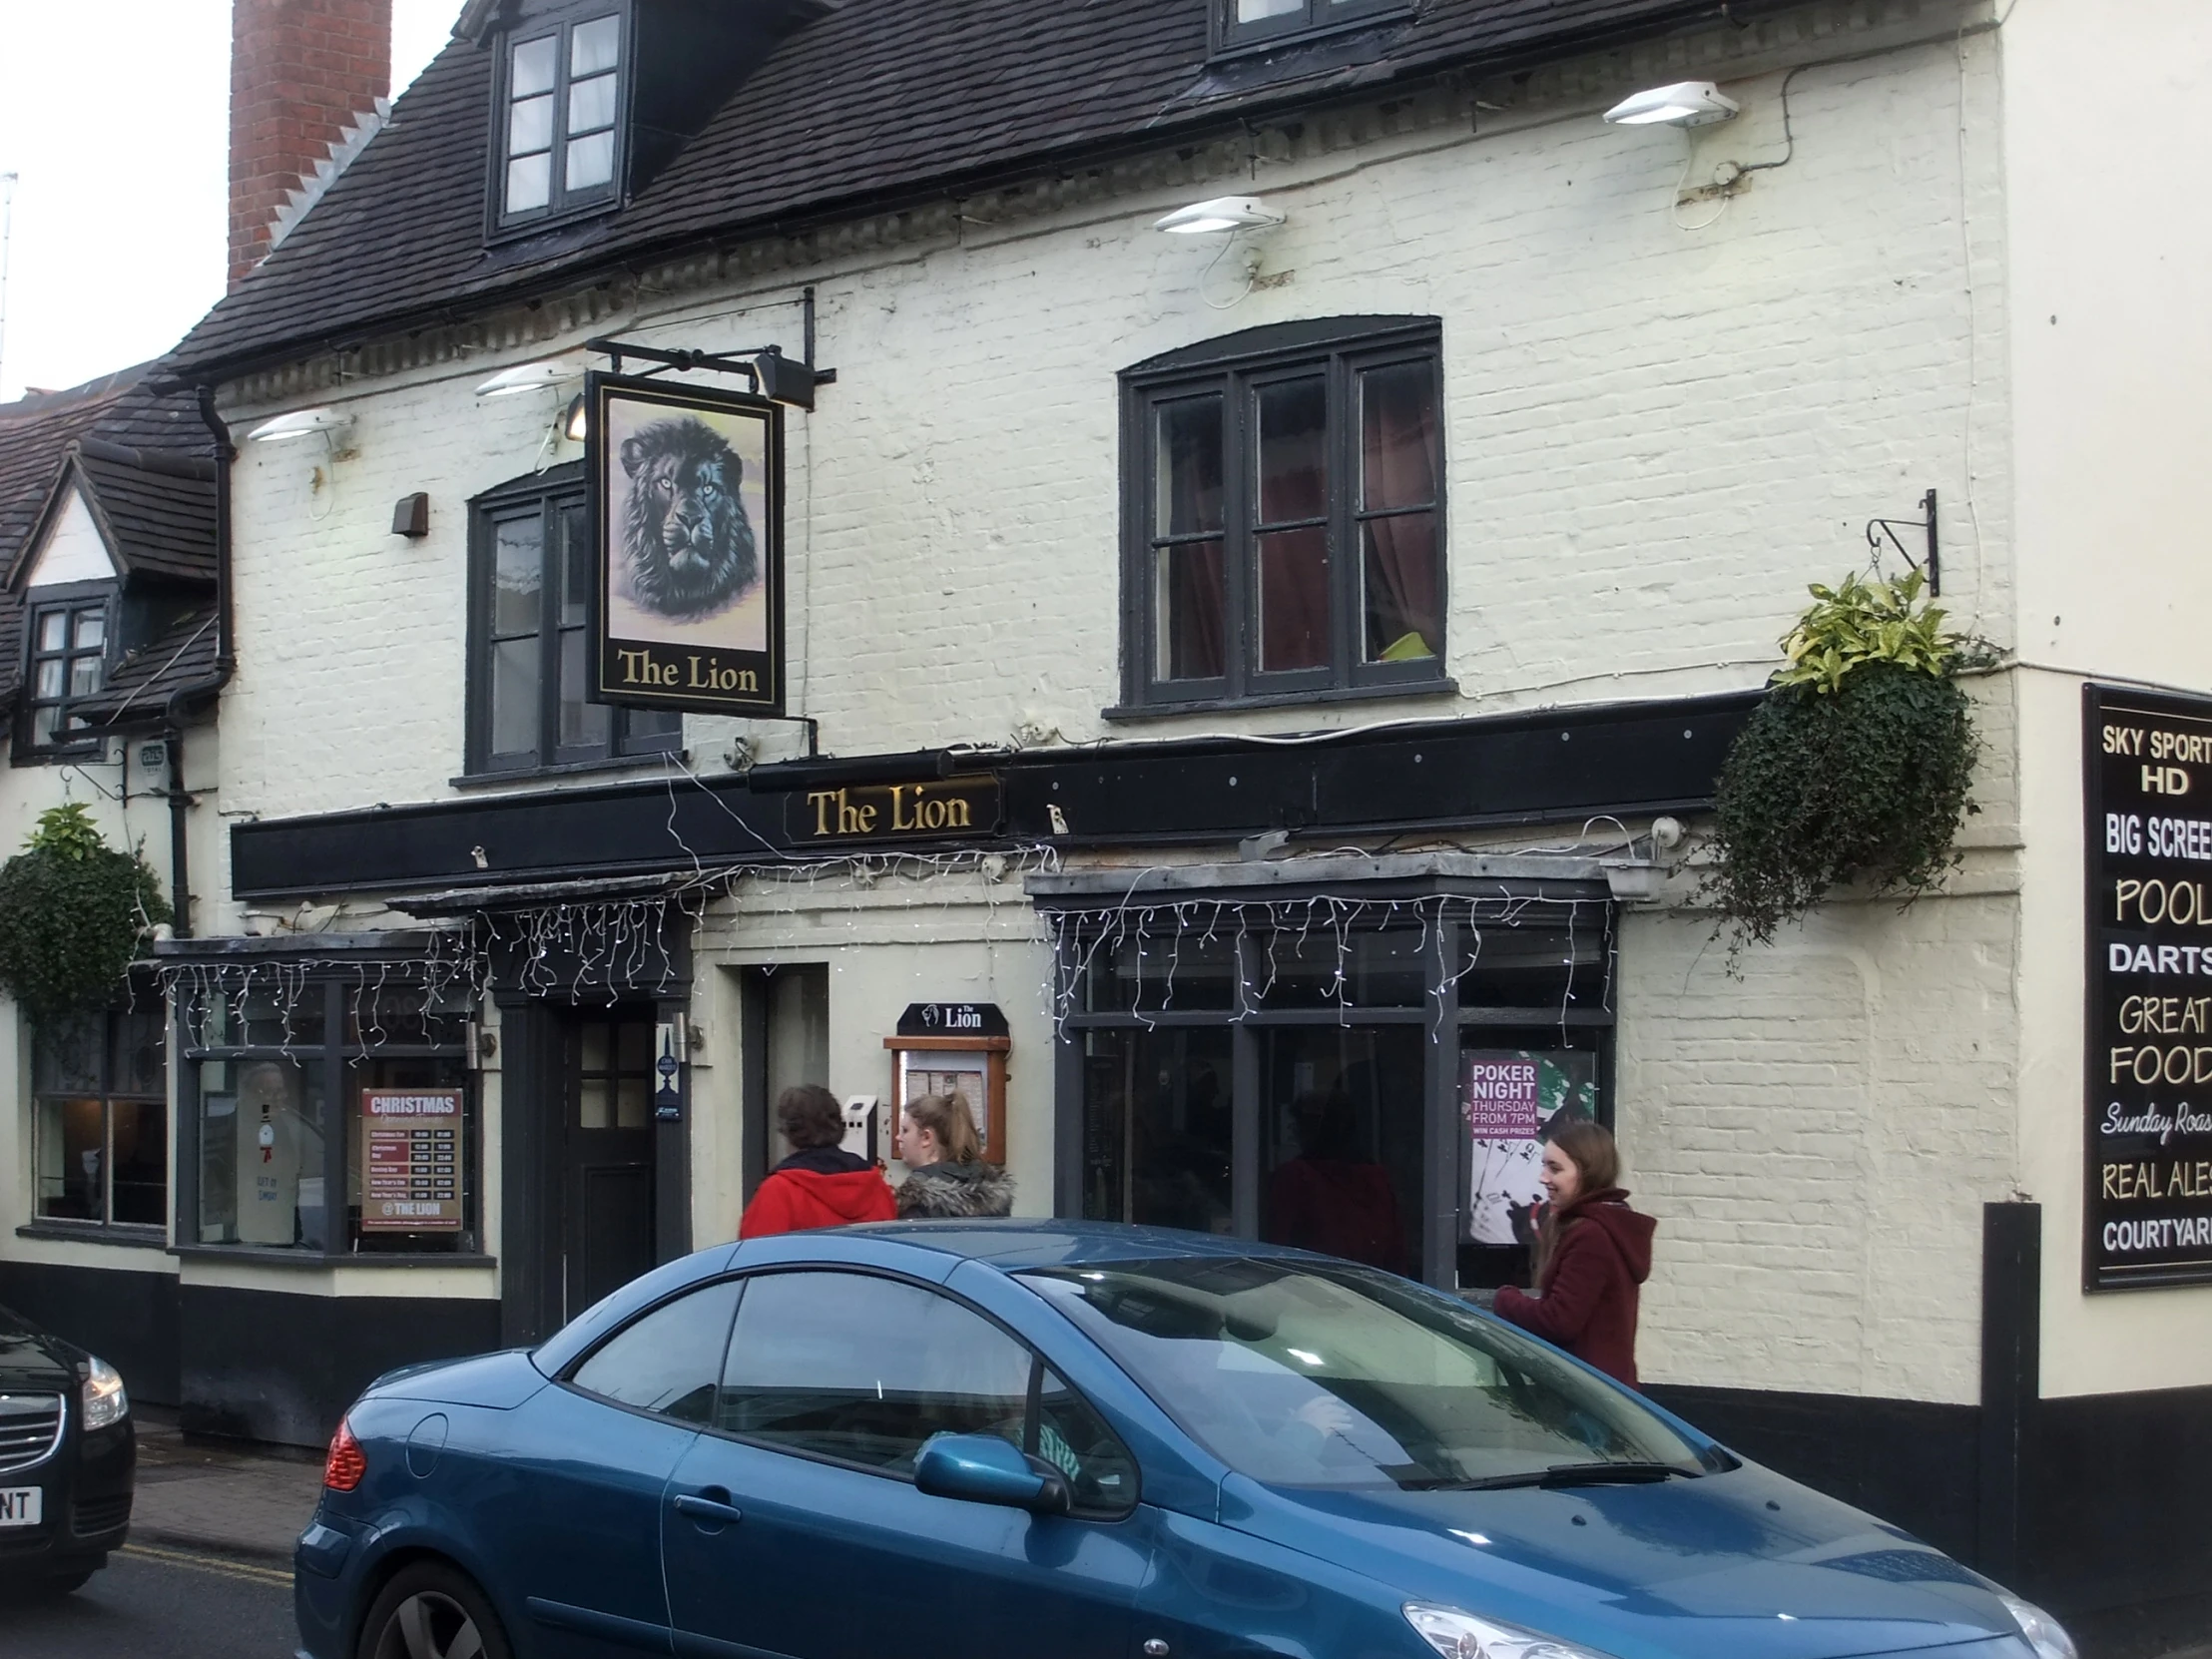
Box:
left=1865, top=488, right=1939, bottom=596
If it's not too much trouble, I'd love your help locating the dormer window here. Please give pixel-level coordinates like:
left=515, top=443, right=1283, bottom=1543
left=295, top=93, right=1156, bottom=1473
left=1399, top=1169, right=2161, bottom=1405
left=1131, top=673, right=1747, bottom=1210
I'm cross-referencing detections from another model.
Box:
left=1215, top=0, right=1408, bottom=54
left=499, top=9, right=625, bottom=227
left=24, top=597, right=110, bottom=754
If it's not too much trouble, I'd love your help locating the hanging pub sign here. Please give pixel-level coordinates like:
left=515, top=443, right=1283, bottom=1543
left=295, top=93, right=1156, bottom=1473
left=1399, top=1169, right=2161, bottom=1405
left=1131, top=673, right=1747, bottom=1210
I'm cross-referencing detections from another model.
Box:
left=2084, top=684, right=2212, bottom=1291
left=586, top=372, right=785, bottom=716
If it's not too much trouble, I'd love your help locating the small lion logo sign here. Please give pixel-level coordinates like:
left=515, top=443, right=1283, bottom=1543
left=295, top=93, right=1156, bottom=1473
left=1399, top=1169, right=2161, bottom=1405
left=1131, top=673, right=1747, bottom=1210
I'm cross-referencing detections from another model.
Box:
left=588, top=372, right=784, bottom=715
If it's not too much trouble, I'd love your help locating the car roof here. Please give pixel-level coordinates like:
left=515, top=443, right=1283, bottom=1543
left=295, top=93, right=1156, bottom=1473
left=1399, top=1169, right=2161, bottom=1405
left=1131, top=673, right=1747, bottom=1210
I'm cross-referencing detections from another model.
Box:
left=834, top=1219, right=1317, bottom=1273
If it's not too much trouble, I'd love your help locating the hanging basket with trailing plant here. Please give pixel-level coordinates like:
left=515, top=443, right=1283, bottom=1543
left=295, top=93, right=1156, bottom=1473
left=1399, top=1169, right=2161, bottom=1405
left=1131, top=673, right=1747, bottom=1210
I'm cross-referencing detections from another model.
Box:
left=1703, top=570, right=1982, bottom=955
left=0, top=804, right=171, bottom=1023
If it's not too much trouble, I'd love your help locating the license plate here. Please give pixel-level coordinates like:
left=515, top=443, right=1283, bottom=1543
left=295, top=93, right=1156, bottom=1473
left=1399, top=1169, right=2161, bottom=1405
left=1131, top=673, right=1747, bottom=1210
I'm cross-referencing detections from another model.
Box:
left=0, top=1487, right=42, bottom=1527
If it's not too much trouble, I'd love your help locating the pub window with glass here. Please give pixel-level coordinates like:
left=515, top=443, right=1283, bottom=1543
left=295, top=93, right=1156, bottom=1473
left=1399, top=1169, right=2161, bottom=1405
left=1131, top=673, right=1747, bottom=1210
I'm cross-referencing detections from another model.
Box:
left=1123, top=317, right=1446, bottom=710
left=179, top=974, right=479, bottom=1257
left=32, top=993, right=166, bottom=1234
left=466, top=465, right=681, bottom=776
left=495, top=10, right=624, bottom=228
left=1059, top=892, right=1612, bottom=1290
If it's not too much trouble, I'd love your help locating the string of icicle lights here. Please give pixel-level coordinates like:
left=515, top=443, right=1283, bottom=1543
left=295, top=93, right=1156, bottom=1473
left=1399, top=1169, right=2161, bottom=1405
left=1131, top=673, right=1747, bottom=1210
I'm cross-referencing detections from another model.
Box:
left=1044, top=888, right=1613, bottom=1040
left=153, top=845, right=1069, bottom=1038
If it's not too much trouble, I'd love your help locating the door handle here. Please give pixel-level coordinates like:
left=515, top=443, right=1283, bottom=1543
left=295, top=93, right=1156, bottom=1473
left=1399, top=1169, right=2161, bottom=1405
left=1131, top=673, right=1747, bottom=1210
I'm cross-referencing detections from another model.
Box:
left=674, top=1490, right=745, bottom=1527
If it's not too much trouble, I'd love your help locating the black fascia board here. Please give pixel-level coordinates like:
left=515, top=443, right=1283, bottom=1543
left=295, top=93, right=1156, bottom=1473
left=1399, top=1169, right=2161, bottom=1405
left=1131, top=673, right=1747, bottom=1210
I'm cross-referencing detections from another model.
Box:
left=228, top=691, right=1760, bottom=902
left=166, top=0, right=1776, bottom=388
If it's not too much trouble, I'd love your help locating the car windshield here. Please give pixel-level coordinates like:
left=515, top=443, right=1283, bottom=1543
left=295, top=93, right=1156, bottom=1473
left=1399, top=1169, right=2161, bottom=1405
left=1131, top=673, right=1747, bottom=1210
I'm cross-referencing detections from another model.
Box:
left=1023, top=1258, right=1713, bottom=1491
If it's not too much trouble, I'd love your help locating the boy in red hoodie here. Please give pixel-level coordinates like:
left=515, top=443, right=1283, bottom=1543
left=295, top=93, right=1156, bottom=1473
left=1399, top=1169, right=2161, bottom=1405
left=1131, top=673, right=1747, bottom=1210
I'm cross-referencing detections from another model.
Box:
left=739, top=1085, right=897, bottom=1239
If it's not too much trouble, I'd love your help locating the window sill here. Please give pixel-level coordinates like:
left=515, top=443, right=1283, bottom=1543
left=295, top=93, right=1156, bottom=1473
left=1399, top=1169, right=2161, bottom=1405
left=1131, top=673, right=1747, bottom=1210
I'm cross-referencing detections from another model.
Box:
left=168, top=1245, right=496, bottom=1269
left=1102, top=677, right=1457, bottom=723
left=452, top=750, right=688, bottom=790
left=1210, top=5, right=1412, bottom=63
left=16, top=1223, right=168, bottom=1251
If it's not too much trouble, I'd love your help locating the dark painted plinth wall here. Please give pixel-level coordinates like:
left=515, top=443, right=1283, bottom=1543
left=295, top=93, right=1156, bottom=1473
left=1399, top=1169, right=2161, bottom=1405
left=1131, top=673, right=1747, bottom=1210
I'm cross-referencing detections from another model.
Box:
left=1658, top=1206, right=2212, bottom=1659
left=0, top=1257, right=181, bottom=1405
left=178, top=1284, right=501, bottom=1445
left=0, top=1259, right=498, bottom=1448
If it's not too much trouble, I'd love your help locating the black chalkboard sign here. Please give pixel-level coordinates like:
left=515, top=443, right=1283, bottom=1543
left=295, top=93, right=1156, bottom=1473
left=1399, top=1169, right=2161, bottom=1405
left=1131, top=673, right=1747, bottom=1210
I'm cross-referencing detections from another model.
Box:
left=2084, top=684, right=2212, bottom=1291
left=895, top=1003, right=1009, bottom=1039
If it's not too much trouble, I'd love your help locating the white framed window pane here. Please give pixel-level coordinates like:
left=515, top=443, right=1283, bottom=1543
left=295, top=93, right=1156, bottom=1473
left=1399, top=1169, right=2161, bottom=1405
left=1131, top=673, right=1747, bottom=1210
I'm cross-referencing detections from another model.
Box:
left=508, top=93, right=554, bottom=156
left=75, top=609, right=106, bottom=649
left=506, top=153, right=552, bottom=214
left=568, top=72, right=617, bottom=135
left=510, top=34, right=558, bottom=96
left=35, top=660, right=64, bottom=699
left=1239, top=0, right=1303, bottom=18
left=566, top=130, right=615, bottom=192
left=37, top=611, right=67, bottom=652
left=571, top=14, right=621, bottom=75
left=491, top=637, right=539, bottom=757
left=69, top=656, right=101, bottom=697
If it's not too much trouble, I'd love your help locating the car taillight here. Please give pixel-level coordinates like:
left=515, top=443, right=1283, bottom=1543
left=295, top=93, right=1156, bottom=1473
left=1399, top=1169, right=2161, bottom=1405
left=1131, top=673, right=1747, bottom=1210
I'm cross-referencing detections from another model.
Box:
left=323, top=1420, right=366, bottom=1491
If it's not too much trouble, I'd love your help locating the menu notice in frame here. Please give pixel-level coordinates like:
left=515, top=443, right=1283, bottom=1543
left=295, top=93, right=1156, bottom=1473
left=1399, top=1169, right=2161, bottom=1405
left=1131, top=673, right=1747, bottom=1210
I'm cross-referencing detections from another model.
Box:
left=359, top=1089, right=464, bottom=1232
left=2085, top=685, right=2212, bottom=1291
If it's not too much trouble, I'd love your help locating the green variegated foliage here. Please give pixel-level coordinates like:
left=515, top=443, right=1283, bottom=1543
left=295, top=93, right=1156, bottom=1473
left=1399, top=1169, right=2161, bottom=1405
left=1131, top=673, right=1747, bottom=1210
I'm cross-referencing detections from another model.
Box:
left=1776, top=569, right=1961, bottom=693
left=1704, top=571, right=1981, bottom=959
left=0, top=804, right=171, bottom=1021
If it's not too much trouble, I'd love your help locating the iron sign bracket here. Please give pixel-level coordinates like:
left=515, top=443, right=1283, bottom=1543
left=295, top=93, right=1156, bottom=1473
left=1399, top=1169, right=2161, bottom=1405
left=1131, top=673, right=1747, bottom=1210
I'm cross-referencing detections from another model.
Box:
left=1866, top=487, right=1939, bottom=596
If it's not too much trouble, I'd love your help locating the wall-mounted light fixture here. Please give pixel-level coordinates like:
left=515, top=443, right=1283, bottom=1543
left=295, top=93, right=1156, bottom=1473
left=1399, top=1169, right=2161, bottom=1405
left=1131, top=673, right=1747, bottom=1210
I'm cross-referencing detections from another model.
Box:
left=563, top=394, right=589, bottom=441
left=1602, top=81, right=1739, bottom=128
left=1154, top=196, right=1287, bottom=235
left=247, top=407, right=355, bottom=443
left=473, top=357, right=589, bottom=398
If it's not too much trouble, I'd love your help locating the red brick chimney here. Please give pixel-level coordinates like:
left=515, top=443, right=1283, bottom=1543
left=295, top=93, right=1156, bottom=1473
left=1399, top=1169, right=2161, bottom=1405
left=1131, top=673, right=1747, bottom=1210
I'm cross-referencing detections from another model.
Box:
left=229, top=0, right=392, bottom=286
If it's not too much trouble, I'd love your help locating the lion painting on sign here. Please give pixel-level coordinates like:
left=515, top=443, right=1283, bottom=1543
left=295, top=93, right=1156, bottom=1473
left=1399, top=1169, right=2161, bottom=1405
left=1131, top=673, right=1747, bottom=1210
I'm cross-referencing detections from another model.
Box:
left=618, top=417, right=759, bottom=620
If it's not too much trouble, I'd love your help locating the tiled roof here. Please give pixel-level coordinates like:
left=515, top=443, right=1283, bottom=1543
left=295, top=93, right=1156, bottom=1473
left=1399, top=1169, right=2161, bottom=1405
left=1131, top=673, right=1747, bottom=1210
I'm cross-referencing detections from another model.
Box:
left=171, top=0, right=1756, bottom=379
left=0, top=366, right=220, bottom=716
left=75, top=604, right=222, bottom=730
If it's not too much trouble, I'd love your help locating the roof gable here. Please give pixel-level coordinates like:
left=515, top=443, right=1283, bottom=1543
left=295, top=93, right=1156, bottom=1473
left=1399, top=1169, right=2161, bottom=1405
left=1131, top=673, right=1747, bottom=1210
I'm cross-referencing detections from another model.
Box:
left=20, top=483, right=119, bottom=589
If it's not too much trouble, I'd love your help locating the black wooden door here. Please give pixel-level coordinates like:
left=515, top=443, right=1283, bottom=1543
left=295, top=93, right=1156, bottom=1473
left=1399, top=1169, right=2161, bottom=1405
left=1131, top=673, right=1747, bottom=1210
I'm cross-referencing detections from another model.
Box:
left=560, top=1009, right=659, bottom=1323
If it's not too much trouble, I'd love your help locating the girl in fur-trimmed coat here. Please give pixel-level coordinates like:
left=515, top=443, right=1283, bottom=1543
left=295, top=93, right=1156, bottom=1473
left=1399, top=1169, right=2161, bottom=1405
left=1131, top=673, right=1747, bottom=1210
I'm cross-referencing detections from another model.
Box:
left=896, top=1093, right=1015, bottom=1219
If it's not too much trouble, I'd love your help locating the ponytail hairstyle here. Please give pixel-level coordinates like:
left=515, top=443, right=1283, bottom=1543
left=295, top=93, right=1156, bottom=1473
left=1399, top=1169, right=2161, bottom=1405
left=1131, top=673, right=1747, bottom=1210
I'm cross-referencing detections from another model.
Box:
left=904, top=1092, right=983, bottom=1165
left=1531, top=1118, right=1622, bottom=1287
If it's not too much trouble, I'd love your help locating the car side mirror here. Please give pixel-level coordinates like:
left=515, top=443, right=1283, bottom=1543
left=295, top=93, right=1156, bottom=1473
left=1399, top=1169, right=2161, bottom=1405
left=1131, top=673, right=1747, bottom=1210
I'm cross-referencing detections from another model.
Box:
left=914, top=1433, right=1072, bottom=1515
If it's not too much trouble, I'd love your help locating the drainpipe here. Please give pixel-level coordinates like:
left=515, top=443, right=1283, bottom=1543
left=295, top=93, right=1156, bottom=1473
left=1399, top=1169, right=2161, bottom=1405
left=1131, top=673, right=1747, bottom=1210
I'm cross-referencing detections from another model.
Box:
left=158, top=387, right=239, bottom=939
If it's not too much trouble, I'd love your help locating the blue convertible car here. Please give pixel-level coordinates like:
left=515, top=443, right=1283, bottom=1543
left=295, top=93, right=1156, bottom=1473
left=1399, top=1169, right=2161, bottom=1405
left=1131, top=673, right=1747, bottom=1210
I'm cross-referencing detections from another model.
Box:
left=296, top=1224, right=2075, bottom=1659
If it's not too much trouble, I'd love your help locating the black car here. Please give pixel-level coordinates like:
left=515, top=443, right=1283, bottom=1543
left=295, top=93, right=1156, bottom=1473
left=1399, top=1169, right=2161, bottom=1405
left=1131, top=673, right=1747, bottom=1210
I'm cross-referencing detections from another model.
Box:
left=0, top=1305, right=133, bottom=1595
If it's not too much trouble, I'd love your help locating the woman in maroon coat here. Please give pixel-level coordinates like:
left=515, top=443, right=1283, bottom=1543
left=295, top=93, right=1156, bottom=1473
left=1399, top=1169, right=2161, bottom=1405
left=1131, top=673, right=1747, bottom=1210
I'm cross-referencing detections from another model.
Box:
left=1492, top=1120, right=1654, bottom=1386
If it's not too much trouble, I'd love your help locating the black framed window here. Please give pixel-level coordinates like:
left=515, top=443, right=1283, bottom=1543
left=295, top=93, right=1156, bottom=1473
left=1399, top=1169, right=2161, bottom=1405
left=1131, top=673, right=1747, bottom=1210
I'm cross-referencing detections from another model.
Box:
left=1121, top=317, right=1447, bottom=711
left=467, top=465, right=680, bottom=776
left=1053, top=890, right=1614, bottom=1292
left=177, top=975, right=480, bottom=1258
left=18, top=586, right=112, bottom=758
left=1214, top=0, right=1409, bottom=55
left=495, top=8, right=625, bottom=231
left=31, top=999, right=167, bottom=1234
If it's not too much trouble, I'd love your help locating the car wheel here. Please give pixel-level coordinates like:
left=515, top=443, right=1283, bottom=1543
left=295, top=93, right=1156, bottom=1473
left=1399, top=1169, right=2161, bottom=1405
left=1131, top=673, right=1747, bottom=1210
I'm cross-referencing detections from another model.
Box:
left=356, top=1562, right=513, bottom=1659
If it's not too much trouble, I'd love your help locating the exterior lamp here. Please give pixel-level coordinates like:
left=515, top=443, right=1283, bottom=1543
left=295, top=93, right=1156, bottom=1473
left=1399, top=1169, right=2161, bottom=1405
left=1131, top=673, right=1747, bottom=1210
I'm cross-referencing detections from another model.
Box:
left=246, top=407, right=355, bottom=443
left=1153, top=196, right=1286, bottom=235
left=473, top=357, right=588, bottom=397
left=1602, top=81, right=1739, bottom=128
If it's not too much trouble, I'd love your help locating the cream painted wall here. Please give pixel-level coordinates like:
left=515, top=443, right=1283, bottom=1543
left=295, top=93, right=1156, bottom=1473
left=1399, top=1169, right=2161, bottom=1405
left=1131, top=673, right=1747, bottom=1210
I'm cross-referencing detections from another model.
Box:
left=688, top=871, right=1058, bottom=1246
left=1998, top=0, right=2212, bottom=1397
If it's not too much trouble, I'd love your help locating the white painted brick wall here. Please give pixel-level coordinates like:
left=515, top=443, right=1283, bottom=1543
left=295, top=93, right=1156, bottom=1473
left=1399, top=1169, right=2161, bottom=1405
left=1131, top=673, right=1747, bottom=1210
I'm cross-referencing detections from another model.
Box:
left=179, top=27, right=2036, bottom=1390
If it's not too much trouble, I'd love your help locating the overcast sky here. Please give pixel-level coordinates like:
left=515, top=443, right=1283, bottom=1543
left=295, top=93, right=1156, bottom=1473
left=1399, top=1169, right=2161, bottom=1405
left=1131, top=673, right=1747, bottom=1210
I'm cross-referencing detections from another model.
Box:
left=0, top=1, right=457, bottom=404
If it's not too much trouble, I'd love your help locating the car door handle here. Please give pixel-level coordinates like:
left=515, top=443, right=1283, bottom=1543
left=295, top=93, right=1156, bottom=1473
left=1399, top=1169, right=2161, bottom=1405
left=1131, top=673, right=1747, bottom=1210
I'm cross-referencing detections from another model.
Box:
left=673, top=1491, right=746, bottom=1527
